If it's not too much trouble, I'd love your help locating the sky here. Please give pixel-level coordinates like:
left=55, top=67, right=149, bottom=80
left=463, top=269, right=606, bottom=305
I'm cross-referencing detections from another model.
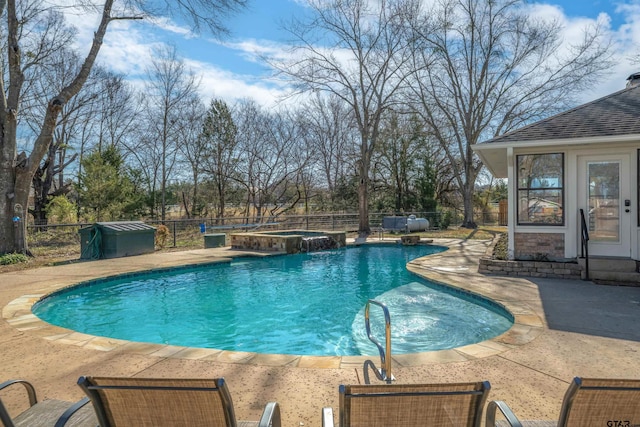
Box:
left=70, top=0, right=640, bottom=108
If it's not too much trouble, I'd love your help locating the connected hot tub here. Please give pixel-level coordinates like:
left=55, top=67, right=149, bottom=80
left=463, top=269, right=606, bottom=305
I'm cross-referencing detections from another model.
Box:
left=230, top=230, right=347, bottom=253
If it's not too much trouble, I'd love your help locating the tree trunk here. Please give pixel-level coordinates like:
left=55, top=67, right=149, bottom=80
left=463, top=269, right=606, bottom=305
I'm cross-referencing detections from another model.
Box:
left=0, top=0, right=115, bottom=255
left=0, top=160, right=18, bottom=254
left=461, top=182, right=477, bottom=229
left=358, top=160, right=370, bottom=234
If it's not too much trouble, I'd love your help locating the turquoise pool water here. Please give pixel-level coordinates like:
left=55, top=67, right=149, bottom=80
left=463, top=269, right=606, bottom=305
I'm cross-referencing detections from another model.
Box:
left=33, top=244, right=513, bottom=356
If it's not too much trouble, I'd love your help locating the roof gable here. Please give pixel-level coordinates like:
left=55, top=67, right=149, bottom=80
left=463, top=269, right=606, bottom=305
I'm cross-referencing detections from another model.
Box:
left=482, top=84, right=640, bottom=144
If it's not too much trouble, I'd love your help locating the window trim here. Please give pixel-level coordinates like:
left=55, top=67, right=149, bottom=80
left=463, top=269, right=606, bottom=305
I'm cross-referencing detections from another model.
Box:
left=516, top=153, right=565, bottom=226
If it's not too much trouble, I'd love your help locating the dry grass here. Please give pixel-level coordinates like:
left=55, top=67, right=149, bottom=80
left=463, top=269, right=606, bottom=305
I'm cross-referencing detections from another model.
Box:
left=0, top=225, right=506, bottom=273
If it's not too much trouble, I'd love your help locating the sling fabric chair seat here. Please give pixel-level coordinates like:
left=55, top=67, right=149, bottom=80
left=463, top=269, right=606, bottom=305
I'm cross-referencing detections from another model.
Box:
left=0, top=379, right=95, bottom=427
left=323, top=381, right=491, bottom=427
left=77, top=376, right=281, bottom=427
left=487, top=377, right=640, bottom=427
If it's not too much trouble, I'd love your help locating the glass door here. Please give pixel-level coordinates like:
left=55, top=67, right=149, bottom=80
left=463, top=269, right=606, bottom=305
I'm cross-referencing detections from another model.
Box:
left=579, top=155, right=631, bottom=257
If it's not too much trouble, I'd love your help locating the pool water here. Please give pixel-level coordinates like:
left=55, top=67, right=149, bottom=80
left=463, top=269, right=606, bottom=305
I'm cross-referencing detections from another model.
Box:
left=33, top=244, right=513, bottom=356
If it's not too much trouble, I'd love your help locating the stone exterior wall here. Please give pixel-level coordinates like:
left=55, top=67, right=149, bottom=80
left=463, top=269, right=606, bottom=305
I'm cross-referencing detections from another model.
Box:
left=514, top=232, right=565, bottom=261
left=478, top=258, right=581, bottom=279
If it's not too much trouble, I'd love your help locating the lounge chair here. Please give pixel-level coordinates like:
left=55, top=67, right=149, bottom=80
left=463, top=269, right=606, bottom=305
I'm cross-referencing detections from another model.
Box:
left=322, top=381, right=491, bottom=427
left=486, top=377, right=640, bottom=427
left=0, top=379, right=94, bottom=427
left=77, top=376, right=281, bottom=427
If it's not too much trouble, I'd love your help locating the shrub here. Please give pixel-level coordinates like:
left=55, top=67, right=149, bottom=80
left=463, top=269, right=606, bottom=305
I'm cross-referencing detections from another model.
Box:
left=492, top=233, right=508, bottom=260
left=155, top=224, right=170, bottom=249
left=46, top=196, right=77, bottom=223
left=0, top=252, right=29, bottom=265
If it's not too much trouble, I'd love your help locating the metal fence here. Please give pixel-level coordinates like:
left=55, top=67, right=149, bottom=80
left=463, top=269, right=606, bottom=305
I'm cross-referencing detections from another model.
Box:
left=26, top=210, right=502, bottom=254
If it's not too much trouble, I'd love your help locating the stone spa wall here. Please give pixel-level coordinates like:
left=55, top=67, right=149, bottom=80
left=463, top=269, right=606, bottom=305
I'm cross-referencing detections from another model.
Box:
left=230, top=230, right=347, bottom=254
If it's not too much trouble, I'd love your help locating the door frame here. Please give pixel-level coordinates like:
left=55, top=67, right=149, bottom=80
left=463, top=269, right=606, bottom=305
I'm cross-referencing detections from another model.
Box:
left=577, top=153, right=632, bottom=258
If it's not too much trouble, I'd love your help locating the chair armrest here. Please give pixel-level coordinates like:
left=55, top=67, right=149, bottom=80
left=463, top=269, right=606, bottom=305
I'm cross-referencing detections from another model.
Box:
left=54, top=397, right=91, bottom=427
left=322, top=407, right=335, bottom=427
left=1, top=379, right=39, bottom=427
left=258, top=401, right=281, bottom=427
left=0, top=380, right=38, bottom=407
left=486, top=401, right=523, bottom=427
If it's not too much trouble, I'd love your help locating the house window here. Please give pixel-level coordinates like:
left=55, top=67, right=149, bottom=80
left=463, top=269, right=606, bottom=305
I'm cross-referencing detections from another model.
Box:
left=517, top=153, right=564, bottom=225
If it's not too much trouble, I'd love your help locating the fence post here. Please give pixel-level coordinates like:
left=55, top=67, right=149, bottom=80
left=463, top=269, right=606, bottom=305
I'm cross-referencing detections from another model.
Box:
left=172, top=221, right=177, bottom=248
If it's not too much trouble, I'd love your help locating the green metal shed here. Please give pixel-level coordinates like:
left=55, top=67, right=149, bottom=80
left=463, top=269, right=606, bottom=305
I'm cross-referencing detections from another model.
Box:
left=79, top=221, right=156, bottom=260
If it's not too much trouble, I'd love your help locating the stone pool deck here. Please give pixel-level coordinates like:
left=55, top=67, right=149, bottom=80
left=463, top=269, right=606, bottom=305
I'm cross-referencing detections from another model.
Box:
left=2, top=238, right=640, bottom=425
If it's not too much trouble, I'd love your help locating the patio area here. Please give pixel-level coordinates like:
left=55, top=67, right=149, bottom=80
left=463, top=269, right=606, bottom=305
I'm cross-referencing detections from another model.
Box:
left=2, top=238, right=640, bottom=426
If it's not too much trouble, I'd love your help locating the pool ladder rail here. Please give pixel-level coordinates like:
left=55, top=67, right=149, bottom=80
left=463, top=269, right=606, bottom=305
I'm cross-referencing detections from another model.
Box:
left=363, top=299, right=395, bottom=384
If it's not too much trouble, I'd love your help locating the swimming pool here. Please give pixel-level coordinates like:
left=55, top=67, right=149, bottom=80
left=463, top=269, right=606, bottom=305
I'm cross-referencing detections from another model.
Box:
left=33, top=244, right=513, bottom=356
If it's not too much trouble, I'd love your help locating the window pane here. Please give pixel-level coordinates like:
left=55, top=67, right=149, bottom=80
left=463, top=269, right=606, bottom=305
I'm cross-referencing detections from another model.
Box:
left=516, top=153, right=564, bottom=225
left=518, top=189, right=563, bottom=224
left=588, top=161, right=620, bottom=242
left=517, top=153, right=563, bottom=188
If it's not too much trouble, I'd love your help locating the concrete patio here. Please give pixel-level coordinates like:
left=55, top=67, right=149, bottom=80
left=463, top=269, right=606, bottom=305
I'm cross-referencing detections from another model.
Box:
left=2, top=238, right=640, bottom=426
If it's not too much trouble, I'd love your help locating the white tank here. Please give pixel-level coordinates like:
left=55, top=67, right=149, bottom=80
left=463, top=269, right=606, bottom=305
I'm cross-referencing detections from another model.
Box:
left=406, top=215, right=429, bottom=232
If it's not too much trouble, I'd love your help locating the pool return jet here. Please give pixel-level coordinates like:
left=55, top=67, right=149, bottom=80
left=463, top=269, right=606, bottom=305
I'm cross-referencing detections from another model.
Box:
left=362, top=299, right=395, bottom=384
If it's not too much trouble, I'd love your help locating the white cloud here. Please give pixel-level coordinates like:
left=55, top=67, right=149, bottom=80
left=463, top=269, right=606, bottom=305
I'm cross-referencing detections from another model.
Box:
left=97, top=22, right=160, bottom=76
left=59, top=3, right=291, bottom=107
left=146, top=16, right=197, bottom=38
left=523, top=2, right=639, bottom=101
left=221, top=38, right=291, bottom=64
left=58, top=0, right=640, bottom=108
left=184, top=58, right=290, bottom=106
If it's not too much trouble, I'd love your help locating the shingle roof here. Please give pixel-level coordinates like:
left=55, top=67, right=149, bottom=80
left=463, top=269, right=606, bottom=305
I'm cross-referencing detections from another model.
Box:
left=483, top=83, right=640, bottom=144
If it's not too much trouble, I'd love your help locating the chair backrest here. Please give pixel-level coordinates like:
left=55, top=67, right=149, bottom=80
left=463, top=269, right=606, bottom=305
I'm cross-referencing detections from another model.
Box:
left=338, top=381, right=490, bottom=427
left=78, top=376, right=237, bottom=427
left=560, top=377, right=640, bottom=427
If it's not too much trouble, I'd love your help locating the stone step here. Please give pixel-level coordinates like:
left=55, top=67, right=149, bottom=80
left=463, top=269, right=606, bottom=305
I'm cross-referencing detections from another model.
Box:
left=577, top=257, right=638, bottom=273
left=581, top=270, right=640, bottom=286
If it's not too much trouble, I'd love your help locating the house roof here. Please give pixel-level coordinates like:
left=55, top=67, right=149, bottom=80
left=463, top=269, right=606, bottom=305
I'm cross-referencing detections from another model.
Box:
left=473, top=82, right=640, bottom=177
left=483, top=83, right=640, bottom=144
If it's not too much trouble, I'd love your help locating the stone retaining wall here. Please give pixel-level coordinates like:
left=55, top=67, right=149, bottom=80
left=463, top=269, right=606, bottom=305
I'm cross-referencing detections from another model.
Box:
left=479, top=258, right=581, bottom=279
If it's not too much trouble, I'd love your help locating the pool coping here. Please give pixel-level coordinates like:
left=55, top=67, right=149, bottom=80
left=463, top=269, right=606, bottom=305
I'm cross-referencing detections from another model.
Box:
left=2, top=239, right=543, bottom=369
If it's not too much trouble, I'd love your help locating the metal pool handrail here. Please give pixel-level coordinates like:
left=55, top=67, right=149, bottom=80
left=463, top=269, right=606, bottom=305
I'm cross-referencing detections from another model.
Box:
left=363, top=299, right=394, bottom=384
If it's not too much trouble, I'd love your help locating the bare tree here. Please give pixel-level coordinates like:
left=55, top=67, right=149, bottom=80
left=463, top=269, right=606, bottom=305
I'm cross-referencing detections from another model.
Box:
left=123, top=114, right=163, bottom=217
left=141, top=45, right=200, bottom=222
left=0, top=0, right=247, bottom=255
left=91, top=70, right=140, bottom=154
left=200, top=98, right=238, bottom=221
left=409, top=0, right=612, bottom=228
left=275, top=0, right=418, bottom=234
left=20, top=48, right=95, bottom=227
left=372, top=112, right=431, bottom=212
left=177, top=95, right=206, bottom=218
left=298, top=94, right=358, bottom=209
left=234, top=100, right=308, bottom=222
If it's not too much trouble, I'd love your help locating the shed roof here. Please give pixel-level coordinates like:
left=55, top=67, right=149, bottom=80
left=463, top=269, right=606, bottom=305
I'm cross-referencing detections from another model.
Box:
left=96, top=221, right=155, bottom=232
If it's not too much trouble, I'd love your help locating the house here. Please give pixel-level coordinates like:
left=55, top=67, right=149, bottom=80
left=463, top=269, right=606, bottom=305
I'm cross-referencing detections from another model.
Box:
left=473, top=75, right=640, bottom=282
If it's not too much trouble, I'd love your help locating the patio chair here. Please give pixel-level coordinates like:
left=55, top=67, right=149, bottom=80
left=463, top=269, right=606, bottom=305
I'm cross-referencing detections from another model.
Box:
left=486, top=377, right=640, bottom=427
left=77, top=376, right=281, bottom=427
left=322, top=381, right=491, bottom=427
left=0, top=379, right=95, bottom=427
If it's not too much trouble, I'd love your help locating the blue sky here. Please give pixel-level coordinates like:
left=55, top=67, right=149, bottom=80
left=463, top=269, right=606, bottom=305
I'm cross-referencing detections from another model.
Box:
left=70, top=0, right=640, bottom=107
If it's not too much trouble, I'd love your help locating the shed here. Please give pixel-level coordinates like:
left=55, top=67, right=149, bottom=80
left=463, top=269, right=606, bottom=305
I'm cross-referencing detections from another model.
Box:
left=382, top=216, right=407, bottom=232
left=80, top=221, right=156, bottom=260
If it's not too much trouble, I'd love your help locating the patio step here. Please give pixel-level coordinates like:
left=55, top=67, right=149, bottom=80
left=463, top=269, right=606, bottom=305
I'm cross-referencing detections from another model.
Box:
left=578, top=257, right=640, bottom=285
